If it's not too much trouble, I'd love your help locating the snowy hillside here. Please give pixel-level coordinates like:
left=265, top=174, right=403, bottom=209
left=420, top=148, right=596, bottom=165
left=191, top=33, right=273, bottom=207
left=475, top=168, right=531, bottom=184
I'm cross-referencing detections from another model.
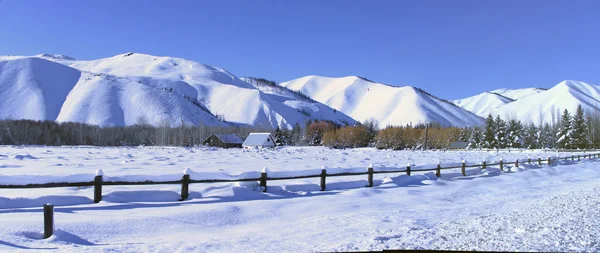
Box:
left=495, top=80, right=600, bottom=125
left=0, top=54, right=356, bottom=129
left=242, top=77, right=356, bottom=126
left=452, top=92, right=514, bottom=117
left=0, top=56, right=228, bottom=127
left=491, top=87, right=547, bottom=100
left=280, top=75, right=484, bottom=127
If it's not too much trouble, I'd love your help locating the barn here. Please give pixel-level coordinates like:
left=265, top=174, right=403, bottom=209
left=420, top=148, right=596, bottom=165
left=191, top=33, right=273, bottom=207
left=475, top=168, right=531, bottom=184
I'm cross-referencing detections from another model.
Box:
left=242, top=133, right=276, bottom=149
left=202, top=133, right=244, bottom=148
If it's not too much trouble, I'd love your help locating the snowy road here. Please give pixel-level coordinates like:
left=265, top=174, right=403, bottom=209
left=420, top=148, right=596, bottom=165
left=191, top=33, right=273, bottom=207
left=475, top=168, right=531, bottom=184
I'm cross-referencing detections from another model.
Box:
left=1, top=147, right=600, bottom=252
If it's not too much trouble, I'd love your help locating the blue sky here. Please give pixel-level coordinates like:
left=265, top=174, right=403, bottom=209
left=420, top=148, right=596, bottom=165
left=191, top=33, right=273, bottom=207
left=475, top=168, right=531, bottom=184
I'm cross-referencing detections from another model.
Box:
left=1, top=0, right=599, bottom=99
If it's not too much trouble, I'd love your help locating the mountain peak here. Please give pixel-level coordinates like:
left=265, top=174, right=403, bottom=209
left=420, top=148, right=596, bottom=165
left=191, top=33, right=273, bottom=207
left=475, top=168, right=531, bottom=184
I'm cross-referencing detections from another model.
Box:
left=37, top=53, right=76, bottom=61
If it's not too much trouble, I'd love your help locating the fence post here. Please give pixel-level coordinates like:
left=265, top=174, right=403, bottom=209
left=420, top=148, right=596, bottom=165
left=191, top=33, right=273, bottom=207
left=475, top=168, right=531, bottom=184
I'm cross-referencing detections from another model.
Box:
left=180, top=168, right=190, bottom=201
left=528, top=156, right=531, bottom=164
left=578, top=155, right=581, bottom=162
left=572, top=155, right=575, bottom=161
left=436, top=161, right=441, bottom=177
left=547, top=156, right=551, bottom=165
left=367, top=164, right=374, bottom=187
left=406, top=163, right=411, bottom=176
left=538, top=157, right=541, bottom=166
left=94, top=170, right=103, bottom=203
left=260, top=167, right=268, bottom=192
left=482, top=160, right=486, bottom=170
left=461, top=160, right=466, bottom=176
left=515, top=158, right=519, bottom=168
left=43, top=203, right=54, bottom=239
left=500, top=158, right=503, bottom=171
left=320, top=166, right=327, bottom=191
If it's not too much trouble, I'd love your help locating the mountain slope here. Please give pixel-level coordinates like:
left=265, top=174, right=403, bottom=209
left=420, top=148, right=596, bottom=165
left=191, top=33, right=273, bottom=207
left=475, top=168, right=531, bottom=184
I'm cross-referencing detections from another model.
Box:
left=494, top=80, right=600, bottom=125
left=491, top=87, right=547, bottom=101
left=242, top=77, right=356, bottom=126
left=1, top=53, right=356, bottom=129
left=280, top=75, right=484, bottom=127
left=0, top=56, right=228, bottom=127
left=453, top=92, right=514, bottom=117
left=0, top=57, right=81, bottom=121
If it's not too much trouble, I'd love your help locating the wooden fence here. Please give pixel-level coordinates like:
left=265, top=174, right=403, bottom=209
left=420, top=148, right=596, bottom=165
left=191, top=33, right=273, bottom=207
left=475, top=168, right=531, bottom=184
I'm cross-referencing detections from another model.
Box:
left=1, top=153, right=599, bottom=203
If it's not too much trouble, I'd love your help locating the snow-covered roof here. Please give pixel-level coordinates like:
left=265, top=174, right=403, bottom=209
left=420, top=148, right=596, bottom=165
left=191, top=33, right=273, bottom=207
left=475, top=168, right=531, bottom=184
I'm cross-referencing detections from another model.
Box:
left=242, top=133, right=275, bottom=146
left=213, top=134, right=244, bottom=144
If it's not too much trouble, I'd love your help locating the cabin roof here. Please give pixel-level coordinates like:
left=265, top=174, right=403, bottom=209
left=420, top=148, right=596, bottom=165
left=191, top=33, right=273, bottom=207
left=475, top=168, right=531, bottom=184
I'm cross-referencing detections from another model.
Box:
left=242, top=133, right=274, bottom=146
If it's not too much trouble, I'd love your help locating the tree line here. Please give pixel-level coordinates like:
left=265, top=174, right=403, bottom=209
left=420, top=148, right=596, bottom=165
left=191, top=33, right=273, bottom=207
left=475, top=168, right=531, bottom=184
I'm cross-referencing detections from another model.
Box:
left=460, top=105, right=591, bottom=150
left=1, top=104, right=597, bottom=149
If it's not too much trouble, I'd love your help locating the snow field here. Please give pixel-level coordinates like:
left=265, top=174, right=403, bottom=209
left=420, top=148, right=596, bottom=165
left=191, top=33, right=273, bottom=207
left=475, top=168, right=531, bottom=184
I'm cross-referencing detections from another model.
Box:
left=1, top=146, right=599, bottom=252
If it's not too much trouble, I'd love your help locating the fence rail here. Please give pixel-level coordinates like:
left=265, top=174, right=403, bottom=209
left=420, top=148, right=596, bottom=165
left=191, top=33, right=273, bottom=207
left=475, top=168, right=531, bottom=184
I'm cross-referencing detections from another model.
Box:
left=1, top=153, right=599, bottom=202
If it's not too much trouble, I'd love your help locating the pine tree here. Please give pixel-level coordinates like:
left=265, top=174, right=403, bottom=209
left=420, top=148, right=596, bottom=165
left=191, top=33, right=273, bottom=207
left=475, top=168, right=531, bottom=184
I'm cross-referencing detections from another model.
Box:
left=571, top=104, right=588, bottom=149
left=557, top=109, right=572, bottom=149
left=506, top=119, right=523, bottom=148
left=482, top=114, right=496, bottom=148
left=523, top=123, right=538, bottom=149
left=458, top=127, right=470, bottom=142
left=543, top=123, right=557, bottom=149
left=495, top=115, right=507, bottom=149
left=468, top=126, right=482, bottom=149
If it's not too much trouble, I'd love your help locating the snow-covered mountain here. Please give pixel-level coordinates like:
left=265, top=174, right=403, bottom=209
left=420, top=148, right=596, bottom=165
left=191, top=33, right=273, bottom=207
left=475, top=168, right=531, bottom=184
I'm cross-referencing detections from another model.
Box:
left=490, top=87, right=547, bottom=101
left=280, top=75, right=484, bottom=128
left=452, top=92, right=514, bottom=117
left=0, top=53, right=356, bottom=129
left=494, top=80, right=600, bottom=125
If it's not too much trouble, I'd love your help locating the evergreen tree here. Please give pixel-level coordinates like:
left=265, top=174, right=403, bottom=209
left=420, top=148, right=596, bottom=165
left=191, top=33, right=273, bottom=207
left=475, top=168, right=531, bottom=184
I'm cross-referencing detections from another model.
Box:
left=523, top=123, right=538, bottom=149
left=542, top=123, right=556, bottom=149
left=468, top=126, right=482, bottom=149
left=495, top=115, right=507, bottom=149
left=571, top=104, right=588, bottom=149
left=482, top=114, right=496, bottom=148
left=557, top=109, right=572, bottom=149
left=362, top=119, right=378, bottom=147
left=274, top=126, right=284, bottom=146
left=458, top=127, right=470, bottom=142
left=506, top=119, right=523, bottom=148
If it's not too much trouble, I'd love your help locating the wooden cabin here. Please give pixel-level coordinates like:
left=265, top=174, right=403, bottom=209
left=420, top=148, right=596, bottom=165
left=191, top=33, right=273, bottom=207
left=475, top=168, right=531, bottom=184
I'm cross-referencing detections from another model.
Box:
left=202, top=133, right=244, bottom=148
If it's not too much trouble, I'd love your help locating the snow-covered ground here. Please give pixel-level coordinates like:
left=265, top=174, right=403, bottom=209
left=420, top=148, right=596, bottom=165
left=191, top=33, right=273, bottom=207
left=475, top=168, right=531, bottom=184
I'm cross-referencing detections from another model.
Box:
left=1, top=146, right=599, bottom=252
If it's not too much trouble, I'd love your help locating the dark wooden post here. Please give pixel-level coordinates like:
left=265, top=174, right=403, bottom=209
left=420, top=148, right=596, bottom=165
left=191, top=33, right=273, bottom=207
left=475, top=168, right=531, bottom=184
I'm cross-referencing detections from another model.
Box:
left=538, top=157, right=541, bottom=166
left=260, top=167, right=268, bottom=192
left=578, top=155, right=581, bottom=161
left=461, top=160, right=466, bottom=176
left=515, top=158, right=519, bottom=168
left=482, top=161, right=487, bottom=170
left=180, top=172, right=190, bottom=201
left=43, top=204, right=54, bottom=239
left=94, top=170, right=103, bottom=203
left=547, top=156, right=551, bottom=165
left=528, top=156, right=531, bottom=164
left=572, top=155, right=575, bottom=161
left=436, top=162, right=441, bottom=177
left=406, top=164, right=411, bottom=176
left=320, top=166, right=327, bottom=191
left=367, top=164, right=374, bottom=187
left=499, top=159, right=504, bottom=171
